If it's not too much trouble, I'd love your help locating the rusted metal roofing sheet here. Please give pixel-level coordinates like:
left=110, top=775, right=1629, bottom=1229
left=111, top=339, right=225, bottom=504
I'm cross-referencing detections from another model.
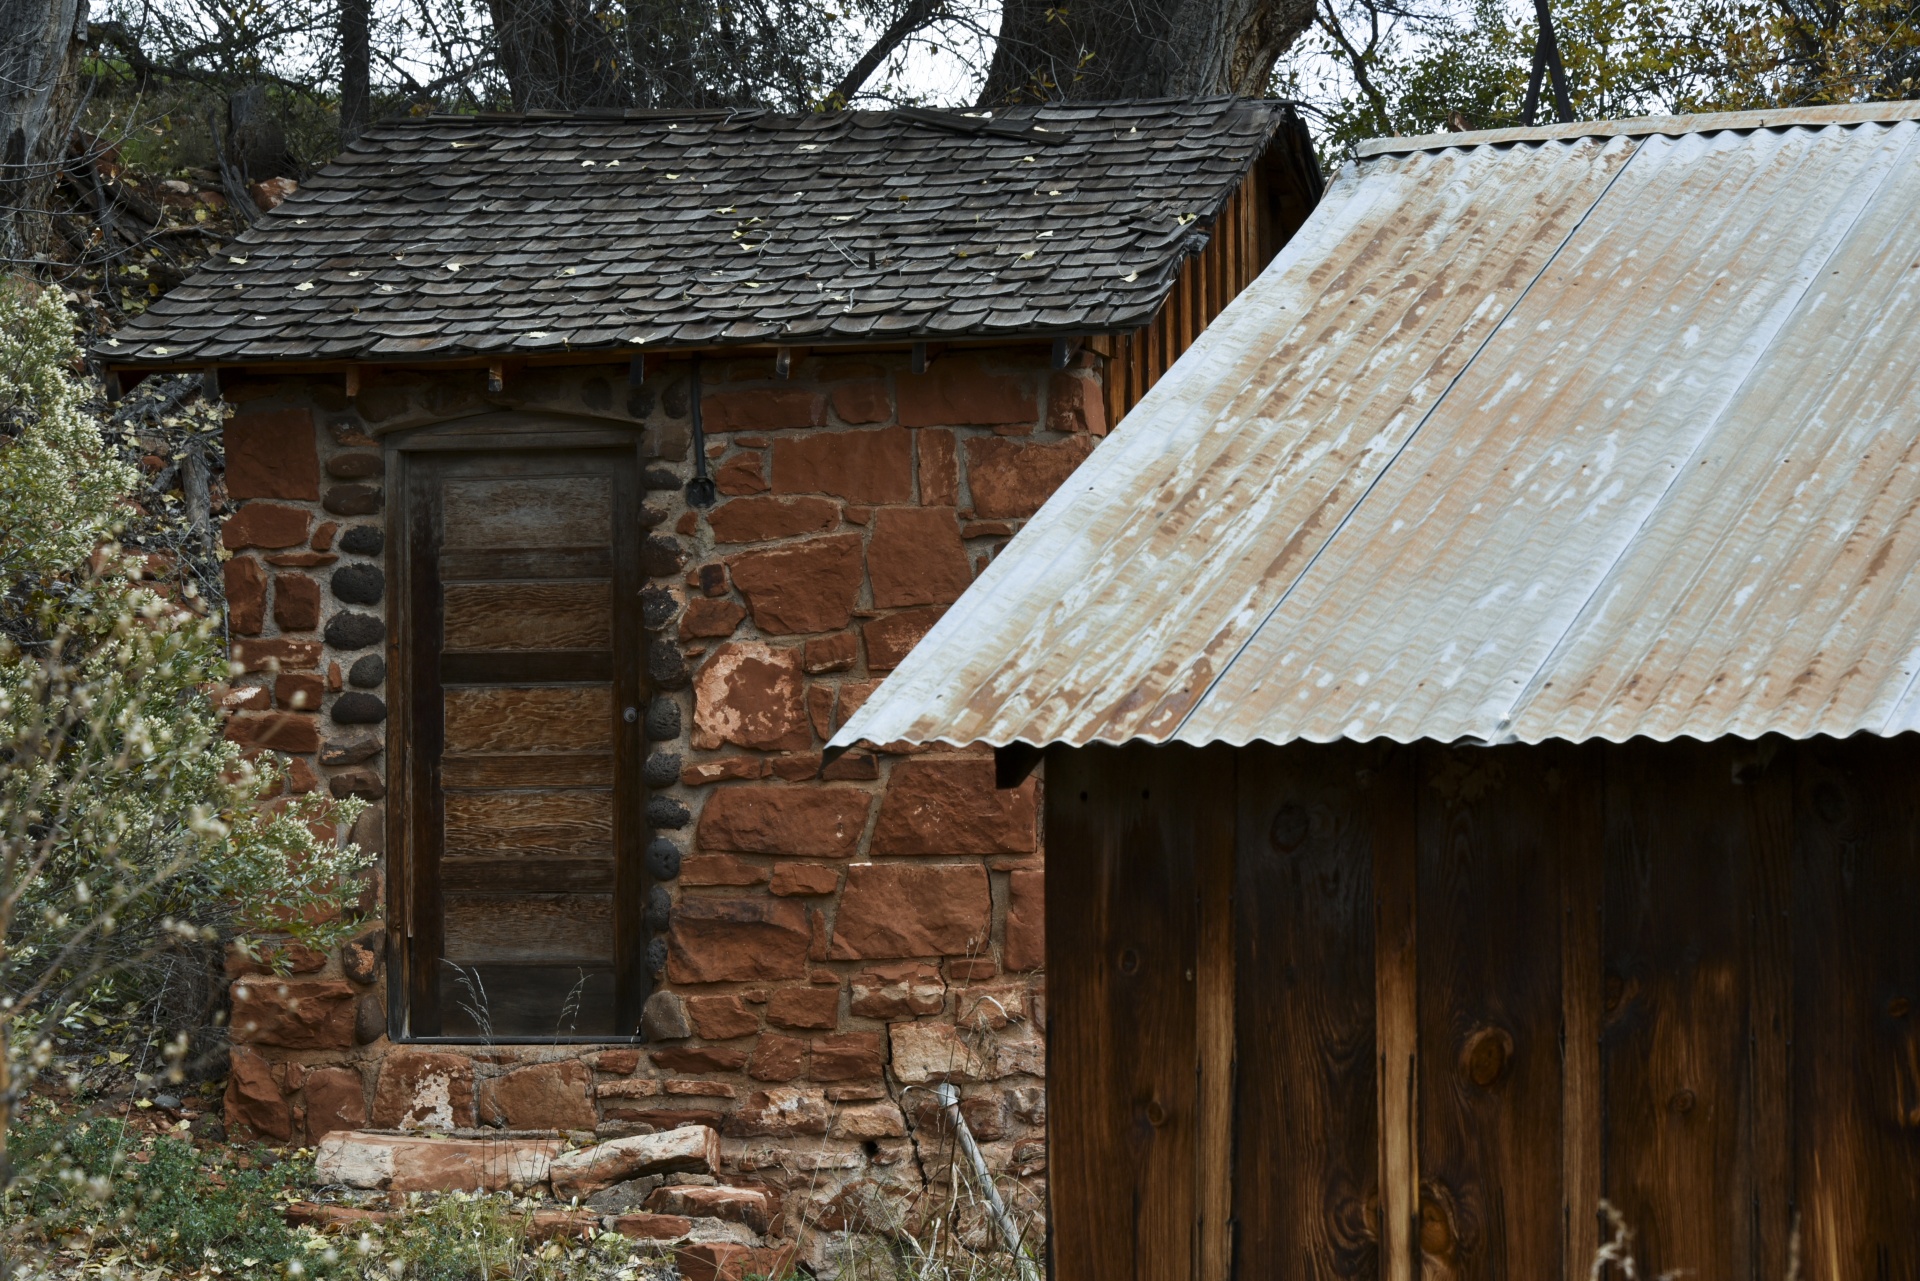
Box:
left=831, top=105, right=1920, bottom=749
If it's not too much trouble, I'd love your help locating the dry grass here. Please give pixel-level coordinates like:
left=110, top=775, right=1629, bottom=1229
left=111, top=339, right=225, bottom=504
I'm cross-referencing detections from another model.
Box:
left=804, top=1172, right=1038, bottom=1281
left=754, top=1074, right=1045, bottom=1281
left=1590, top=1199, right=1802, bottom=1281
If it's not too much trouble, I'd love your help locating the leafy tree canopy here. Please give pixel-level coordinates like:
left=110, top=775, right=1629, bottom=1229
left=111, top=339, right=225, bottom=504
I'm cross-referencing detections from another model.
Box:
left=1279, top=0, right=1920, bottom=159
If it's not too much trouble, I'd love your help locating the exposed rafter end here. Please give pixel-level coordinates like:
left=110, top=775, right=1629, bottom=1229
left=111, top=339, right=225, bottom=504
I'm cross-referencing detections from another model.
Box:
left=995, top=742, right=1042, bottom=790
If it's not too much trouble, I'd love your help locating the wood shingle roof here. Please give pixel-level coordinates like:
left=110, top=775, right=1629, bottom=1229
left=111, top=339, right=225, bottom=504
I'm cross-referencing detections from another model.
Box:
left=103, top=98, right=1304, bottom=367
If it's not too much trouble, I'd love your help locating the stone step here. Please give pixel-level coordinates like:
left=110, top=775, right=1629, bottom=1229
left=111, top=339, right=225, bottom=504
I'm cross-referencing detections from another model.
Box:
left=313, top=1124, right=723, bottom=1197
left=314, top=1131, right=563, bottom=1192
left=292, top=1203, right=601, bottom=1245
left=674, top=1241, right=800, bottom=1281
left=523, top=1209, right=601, bottom=1243
left=610, top=1211, right=761, bottom=1246
left=647, top=1184, right=775, bottom=1234
left=679, top=1214, right=766, bottom=1248
left=288, top=1200, right=759, bottom=1250
left=609, top=1211, right=695, bottom=1241
left=549, top=1124, right=722, bottom=1198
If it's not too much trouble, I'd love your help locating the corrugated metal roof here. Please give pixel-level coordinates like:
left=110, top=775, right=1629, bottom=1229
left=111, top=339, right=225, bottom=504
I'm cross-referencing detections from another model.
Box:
left=831, top=104, right=1920, bottom=750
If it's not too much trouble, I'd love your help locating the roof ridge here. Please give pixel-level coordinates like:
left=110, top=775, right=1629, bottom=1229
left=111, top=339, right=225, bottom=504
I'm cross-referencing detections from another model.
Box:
left=1356, top=99, right=1920, bottom=158
left=397, top=96, right=1285, bottom=130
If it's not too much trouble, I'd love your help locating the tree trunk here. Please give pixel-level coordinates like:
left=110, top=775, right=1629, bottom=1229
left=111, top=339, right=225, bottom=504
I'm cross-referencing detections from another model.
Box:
left=979, top=0, right=1313, bottom=103
left=340, top=0, right=371, bottom=145
left=0, top=0, right=89, bottom=260
left=487, top=0, right=625, bottom=111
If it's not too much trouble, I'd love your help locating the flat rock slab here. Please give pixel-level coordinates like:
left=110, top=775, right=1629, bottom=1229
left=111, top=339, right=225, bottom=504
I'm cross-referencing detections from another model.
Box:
left=609, top=1211, right=696, bottom=1241
left=315, top=1130, right=564, bottom=1191
left=549, top=1124, right=721, bottom=1199
left=585, top=1174, right=665, bottom=1213
left=648, top=1185, right=774, bottom=1233
left=284, top=1201, right=392, bottom=1230
left=524, top=1209, right=602, bottom=1243
left=675, top=1242, right=801, bottom=1281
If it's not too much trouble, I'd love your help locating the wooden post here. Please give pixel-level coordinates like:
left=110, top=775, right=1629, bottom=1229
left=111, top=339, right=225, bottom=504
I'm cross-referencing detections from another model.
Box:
left=1178, top=259, right=1196, bottom=358
left=1196, top=230, right=1213, bottom=333
left=1212, top=202, right=1229, bottom=328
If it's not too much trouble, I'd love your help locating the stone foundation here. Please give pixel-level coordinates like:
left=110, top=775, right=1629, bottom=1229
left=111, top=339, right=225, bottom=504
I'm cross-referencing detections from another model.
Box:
left=214, top=342, right=1105, bottom=1226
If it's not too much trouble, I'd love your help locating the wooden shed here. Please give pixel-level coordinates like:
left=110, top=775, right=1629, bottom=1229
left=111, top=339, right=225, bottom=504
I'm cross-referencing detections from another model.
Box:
left=831, top=103, right=1920, bottom=1280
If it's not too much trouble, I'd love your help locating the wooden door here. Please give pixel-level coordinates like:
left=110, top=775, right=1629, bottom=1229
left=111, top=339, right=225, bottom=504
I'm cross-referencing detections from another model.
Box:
left=397, top=448, right=643, bottom=1039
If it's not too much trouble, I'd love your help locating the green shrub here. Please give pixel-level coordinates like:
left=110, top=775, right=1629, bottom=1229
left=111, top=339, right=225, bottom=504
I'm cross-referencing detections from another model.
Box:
left=0, top=281, right=368, bottom=1220
left=2, top=1111, right=306, bottom=1276
left=127, top=1135, right=305, bottom=1271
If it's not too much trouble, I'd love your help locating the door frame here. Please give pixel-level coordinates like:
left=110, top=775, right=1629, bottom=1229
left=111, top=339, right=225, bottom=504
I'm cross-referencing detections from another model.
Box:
left=382, top=412, right=655, bottom=1043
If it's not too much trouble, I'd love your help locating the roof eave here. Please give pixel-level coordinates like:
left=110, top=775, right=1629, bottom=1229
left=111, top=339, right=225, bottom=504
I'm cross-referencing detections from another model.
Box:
left=91, top=321, right=1156, bottom=376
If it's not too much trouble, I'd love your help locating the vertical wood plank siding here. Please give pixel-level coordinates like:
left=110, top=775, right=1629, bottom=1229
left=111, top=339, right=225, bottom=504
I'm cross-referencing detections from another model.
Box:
left=1558, top=746, right=1606, bottom=1279
left=1196, top=772, right=1237, bottom=1281
left=1093, top=170, right=1274, bottom=435
left=1415, top=746, right=1570, bottom=1281
left=1234, top=742, right=1383, bottom=1280
left=1044, top=735, right=1920, bottom=1281
left=1791, top=740, right=1920, bottom=1277
left=1046, top=745, right=1232, bottom=1281
left=1601, top=742, right=1758, bottom=1278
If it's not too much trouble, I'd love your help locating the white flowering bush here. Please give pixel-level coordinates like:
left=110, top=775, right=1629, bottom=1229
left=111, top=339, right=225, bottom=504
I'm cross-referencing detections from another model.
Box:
left=0, top=283, right=369, bottom=1180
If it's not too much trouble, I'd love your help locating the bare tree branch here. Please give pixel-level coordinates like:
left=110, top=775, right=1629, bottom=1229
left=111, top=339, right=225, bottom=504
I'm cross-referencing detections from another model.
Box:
left=831, top=0, right=946, bottom=104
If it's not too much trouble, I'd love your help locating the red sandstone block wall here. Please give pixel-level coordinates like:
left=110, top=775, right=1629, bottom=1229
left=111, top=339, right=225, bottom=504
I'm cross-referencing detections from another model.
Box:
left=213, top=343, right=1106, bottom=1219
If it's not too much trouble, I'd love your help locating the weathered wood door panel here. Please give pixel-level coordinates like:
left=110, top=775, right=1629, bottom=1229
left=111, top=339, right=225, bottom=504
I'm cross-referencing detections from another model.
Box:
left=398, top=447, right=642, bottom=1040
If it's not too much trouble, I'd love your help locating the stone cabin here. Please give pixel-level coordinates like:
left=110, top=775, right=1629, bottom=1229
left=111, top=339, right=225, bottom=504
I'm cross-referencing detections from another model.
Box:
left=98, top=98, right=1321, bottom=1246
